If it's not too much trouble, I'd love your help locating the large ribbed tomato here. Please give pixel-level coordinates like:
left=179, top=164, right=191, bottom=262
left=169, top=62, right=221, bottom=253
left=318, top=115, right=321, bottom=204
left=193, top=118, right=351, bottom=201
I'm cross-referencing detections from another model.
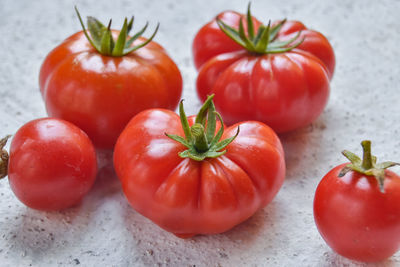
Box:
left=193, top=5, right=335, bottom=133
left=114, top=96, right=285, bottom=237
left=39, top=10, right=182, bottom=149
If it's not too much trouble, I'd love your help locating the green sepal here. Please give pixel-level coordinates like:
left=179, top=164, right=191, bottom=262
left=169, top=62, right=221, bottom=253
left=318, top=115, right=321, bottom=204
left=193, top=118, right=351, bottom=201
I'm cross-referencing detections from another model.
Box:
left=122, top=23, right=159, bottom=54
left=212, top=126, right=240, bottom=152
left=216, top=19, right=246, bottom=47
left=100, top=20, right=114, bottom=55
left=216, top=4, right=304, bottom=55
left=377, top=161, right=400, bottom=169
left=269, top=19, right=286, bottom=41
left=112, top=18, right=128, bottom=56
left=75, top=6, right=159, bottom=57
left=268, top=31, right=301, bottom=49
left=195, top=95, right=214, bottom=125
left=166, top=95, right=240, bottom=161
left=178, top=100, right=192, bottom=142
left=75, top=6, right=99, bottom=51
left=342, top=150, right=362, bottom=165
left=254, top=21, right=271, bottom=52
left=205, top=102, right=217, bottom=142
left=126, top=22, right=149, bottom=48
left=246, top=2, right=254, bottom=39
left=179, top=148, right=227, bottom=161
left=209, top=112, right=224, bottom=148
left=338, top=140, right=400, bottom=193
left=265, top=36, right=305, bottom=54
left=127, top=16, right=134, bottom=33
left=165, top=133, right=191, bottom=148
left=238, top=19, right=255, bottom=50
left=87, top=16, right=106, bottom=48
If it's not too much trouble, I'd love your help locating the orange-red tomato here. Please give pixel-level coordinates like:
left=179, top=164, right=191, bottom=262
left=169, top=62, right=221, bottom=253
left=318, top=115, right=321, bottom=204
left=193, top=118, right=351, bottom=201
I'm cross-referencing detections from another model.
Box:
left=114, top=108, right=285, bottom=237
left=7, top=118, right=97, bottom=211
left=40, top=32, right=182, bottom=149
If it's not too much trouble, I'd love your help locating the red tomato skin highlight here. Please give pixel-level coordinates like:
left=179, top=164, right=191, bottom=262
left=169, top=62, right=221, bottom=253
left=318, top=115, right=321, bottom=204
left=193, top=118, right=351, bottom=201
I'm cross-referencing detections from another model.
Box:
left=114, top=109, right=285, bottom=236
left=197, top=50, right=330, bottom=132
left=8, top=118, right=97, bottom=211
left=314, top=163, right=400, bottom=262
left=40, top=31, right=182, bottom=149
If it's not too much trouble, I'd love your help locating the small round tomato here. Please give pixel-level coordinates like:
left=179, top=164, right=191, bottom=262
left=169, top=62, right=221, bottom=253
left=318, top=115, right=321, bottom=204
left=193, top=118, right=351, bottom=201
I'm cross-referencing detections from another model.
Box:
left=0, top=118, right=97, bottom=211
left=114, top=95, right=285, bottom=237
left=39, top=9, right=182, bottom=149
left=314, top=141, right=400, bottom=262
left=193, top=4, right=335, bottom=133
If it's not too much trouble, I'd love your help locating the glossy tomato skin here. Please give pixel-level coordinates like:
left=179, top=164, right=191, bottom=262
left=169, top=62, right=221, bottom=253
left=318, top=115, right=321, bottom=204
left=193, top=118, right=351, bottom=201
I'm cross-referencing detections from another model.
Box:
left=114, top=109, right=285, bottom=236
left=8, top=118, right=97, bottom=211
left=193, top=11, right=335, bottom=133
left=197, top=50, right=330, bottom=132
left=314, top=163, right=400, bottom=262
left=40, top=31, right=182, bottom=149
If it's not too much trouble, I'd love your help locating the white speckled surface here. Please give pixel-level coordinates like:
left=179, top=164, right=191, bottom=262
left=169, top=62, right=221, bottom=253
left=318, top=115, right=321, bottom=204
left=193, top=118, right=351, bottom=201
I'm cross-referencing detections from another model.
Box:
left=1, top=0, right=400, bottom=266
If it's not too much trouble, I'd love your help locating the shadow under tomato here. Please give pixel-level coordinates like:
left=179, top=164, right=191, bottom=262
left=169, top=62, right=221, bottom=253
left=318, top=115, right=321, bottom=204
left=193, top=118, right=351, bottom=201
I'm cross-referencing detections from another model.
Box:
left=2, top=202, right=92, bottom=264
left=319, top=249, right=399, bottom=267
left=120, top=197, right=282, bottom=266
left=278, top=116, right=327, bottom=180
left=1, top=150, right=123, bottom=264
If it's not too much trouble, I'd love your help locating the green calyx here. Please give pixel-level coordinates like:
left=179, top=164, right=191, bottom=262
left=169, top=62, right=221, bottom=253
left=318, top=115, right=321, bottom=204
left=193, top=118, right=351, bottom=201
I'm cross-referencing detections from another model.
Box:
left=75, top=7, right=159, bottom=57
left=0, top=135, right=11, bottom=179
left=217, top=3, right=304, bottom=54
left=166, top=95, right=240, bottom=161
left=339, top=140, right=400, bottom=193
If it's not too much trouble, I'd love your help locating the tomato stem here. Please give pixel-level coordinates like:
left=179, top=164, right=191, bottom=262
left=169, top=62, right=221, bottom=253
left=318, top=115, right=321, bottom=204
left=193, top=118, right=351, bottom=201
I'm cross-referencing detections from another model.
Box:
left=339, top=140, right=400, bottom=193
left=191, top=123, right=209, bottom=152
left=165, top=95, right=239, bottom=161
left=0, top=135, right=11, bottom=179
left=361, top=140, right=373, bottom=170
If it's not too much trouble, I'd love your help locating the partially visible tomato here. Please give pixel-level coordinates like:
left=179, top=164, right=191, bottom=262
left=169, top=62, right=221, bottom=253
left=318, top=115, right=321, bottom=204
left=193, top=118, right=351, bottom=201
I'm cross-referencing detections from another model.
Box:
left=39, top=9, right=182, bottom=149
left=314, top=141, right=400, bottom=262
left=193, top=5, right=335, bottom=133
left=114, top=96, right=285, bottom=237
left=0, top=118, right=97, bottom=211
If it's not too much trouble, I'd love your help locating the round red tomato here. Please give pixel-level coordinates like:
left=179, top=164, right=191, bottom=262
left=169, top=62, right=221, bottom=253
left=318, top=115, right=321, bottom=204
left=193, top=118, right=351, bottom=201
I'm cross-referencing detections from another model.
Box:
left=1, top=118, right=97, bottom=211
left=314, top=141, right=400, bottom=262
left=114, top=96, right=285, bottom=237
left=193, top=6, right=335, bottom=133
left=39, top=11, right=182, bottom=149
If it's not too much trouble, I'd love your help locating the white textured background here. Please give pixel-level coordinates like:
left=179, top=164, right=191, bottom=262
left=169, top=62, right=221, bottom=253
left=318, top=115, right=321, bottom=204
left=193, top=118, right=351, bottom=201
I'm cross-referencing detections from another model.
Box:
left=1, top=0, right=400, bottom=266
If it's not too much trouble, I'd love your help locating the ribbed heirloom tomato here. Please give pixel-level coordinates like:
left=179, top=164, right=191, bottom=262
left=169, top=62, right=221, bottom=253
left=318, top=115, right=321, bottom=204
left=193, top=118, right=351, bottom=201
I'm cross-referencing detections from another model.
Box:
left=314, top=141, right=400, bottom=262
left=39, top=8, right=182, bottom=149
left=193, top=4, right=335, bottom=133
left=0, top=118, right=97, bottom=211
left=114, top=96, right=285, bottom=237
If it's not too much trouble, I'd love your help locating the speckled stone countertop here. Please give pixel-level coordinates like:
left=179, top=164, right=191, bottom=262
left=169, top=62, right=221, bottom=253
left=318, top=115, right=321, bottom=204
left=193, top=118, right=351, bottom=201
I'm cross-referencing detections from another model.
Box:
left=1, top=0, right=400, bottom=266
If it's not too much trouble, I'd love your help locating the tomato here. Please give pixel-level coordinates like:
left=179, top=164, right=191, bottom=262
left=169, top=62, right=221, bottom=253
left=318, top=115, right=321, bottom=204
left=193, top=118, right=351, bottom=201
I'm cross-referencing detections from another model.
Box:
left=193, top=5, right=335, bottom=133
left=0, top=118, right=97, bottom=211
left=39, top=9, right=182, bottom=149
left=314, top=141, right=400, bottom=262
left=114, top=95, right=285, bottom=237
